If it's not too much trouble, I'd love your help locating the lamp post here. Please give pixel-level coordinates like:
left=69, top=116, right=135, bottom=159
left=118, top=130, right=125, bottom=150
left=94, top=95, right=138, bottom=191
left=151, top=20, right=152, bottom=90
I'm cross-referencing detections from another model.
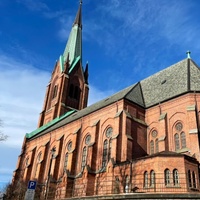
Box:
left=45, top=147, right=56, bottom=200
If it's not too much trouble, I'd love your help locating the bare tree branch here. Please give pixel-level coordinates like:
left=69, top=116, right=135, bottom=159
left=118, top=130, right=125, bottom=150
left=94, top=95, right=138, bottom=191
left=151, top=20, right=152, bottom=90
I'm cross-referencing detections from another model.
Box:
left=0, top=119, right=8, bottom=141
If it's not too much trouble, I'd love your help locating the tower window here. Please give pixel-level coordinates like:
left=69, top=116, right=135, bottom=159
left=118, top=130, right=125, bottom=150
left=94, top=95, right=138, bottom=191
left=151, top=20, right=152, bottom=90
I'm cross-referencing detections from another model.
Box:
left=69, top=84, right=74, bottom=98
left=52, top=85, right=58, bottom=99
left=74, top=86, right=80, bottom=100
left=69, top=84, right=80, bottom=100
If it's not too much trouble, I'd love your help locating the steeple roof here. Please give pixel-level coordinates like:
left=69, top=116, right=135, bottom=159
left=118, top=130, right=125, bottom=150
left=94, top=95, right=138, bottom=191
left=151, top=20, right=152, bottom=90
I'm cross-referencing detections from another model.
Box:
left=73, top=1, right=82, bottom=28
left=62, top=2, right=82, bottom=66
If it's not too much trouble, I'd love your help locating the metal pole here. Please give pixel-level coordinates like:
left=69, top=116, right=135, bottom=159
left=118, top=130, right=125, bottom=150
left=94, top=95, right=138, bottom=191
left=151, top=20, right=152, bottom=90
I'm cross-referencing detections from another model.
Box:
left=45, top=147, right=56, bottom=200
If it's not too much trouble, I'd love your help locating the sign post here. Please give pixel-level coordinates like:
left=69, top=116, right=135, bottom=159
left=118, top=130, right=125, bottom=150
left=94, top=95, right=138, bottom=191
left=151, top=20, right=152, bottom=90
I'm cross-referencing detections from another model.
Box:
left=24, top=180, right=37, bottom=200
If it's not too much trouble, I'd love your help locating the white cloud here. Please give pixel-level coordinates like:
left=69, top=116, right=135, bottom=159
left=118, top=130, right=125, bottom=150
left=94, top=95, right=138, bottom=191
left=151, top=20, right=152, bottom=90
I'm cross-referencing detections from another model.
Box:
left=0, top=53, right=114, bottom=185
left=0, top=55, right=50, bottom=148
left=16, top=0, right=49, bottom=11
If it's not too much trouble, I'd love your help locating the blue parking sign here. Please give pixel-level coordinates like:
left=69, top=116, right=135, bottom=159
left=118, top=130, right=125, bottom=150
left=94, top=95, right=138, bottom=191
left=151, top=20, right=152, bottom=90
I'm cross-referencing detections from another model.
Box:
left=27, top=180, right=37, bottom=190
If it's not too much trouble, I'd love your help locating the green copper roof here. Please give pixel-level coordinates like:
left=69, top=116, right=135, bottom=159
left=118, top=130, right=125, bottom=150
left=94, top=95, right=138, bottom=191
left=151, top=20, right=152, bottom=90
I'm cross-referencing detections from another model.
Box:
left=26, top=110, right=76, bottom=139
left=69, top=56, right=81, bottom=73
left=63, top=3, right=82, bottom=65
left=59, top=55, right=64, bottom=72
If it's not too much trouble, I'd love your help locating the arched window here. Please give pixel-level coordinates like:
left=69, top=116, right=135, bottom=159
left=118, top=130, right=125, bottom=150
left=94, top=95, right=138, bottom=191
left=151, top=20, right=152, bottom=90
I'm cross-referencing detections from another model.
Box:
left=180, top=132, right=186, bottom=148
left=108, top=139, right=112, bottom=161
left=69, top=84, right=74, bottom=98
left=150, top=170, right=155, bottom=187
left=52, top=85, right=58, bottom=99
left=81, top=146, right=87, bottom=169
left=188, top=170, right=192, bottom=187
left=174, top=133, right=180, bottom=151
left=165, top=169, right=170, bottom=186
left=173, top=169, right=179, bottom=186
left=64, top=153, right=68, bottom=172
left=25, top=157, right=29, bottom=168
left=102, top=139, right=108, bottom=167
left=34, top=152, right=42, bottom=178
left=150, top=140, right=154, bottom=154
left=74, top=86, right=80, bottom=100
left=155, top=139, right=159, bottom=153
left=144, top=171, right=148, bottom=188
left=192, top=171, right=196, bottom=188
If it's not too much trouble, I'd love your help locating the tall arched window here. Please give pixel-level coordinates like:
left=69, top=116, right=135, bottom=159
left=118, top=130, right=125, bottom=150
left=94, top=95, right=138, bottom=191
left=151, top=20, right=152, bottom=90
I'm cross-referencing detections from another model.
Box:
left=150, top=140, right=154, bottom=154
left=165, top=169, right=170, bottom=186
left=174, top=133, right=180, bottom=151
left=188, top=170, right=192, bottom=187
left=155, top=139, right=159, bottom=153
left=64, top=153, right=68, bottom=172
left=102, top=139, right=108, bottom=167
left=180, top=132, right=186, bottom=148
left=144, top=171, right=148, bottom=188
left=108, top=139, right=112, bottom=161
left=34, top=152, right=42, bottom=178
left=173, top=169, right=179, bottom=186
left=74, top=86, right=80, bottom=100
left=150, top=170, right=155, bottom=187
left=69, top=84, right=74, bottom=98
left=25, top=157, right=29, bottom=168
left=81, top=146, right=87, bottom=169
left=192, top=171, right=196, bottom=188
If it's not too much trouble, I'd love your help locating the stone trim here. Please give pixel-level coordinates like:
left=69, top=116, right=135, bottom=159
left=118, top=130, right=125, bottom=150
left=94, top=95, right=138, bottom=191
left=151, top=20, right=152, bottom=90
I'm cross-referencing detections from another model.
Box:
left=187, top=105, right=196, bottom=111
left=158, top=136, right=166, bottom=141
left=189, top=129, right=198, bottom=134
left=159, top=113, right=166, bottom=121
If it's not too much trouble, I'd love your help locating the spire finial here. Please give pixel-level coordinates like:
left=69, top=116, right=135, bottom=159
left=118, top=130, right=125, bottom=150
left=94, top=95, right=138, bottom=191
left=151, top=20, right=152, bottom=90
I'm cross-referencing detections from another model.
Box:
left=186, top=50, right=191, bottom=59
left=80, top=0, right=82, bottom=4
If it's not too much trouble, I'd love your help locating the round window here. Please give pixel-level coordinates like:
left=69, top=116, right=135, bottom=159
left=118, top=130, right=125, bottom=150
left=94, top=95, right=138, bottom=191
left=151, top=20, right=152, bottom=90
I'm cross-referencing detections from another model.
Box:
left=175, top=122, right=183, bottom=131
left=67, top=141, right=72, bottom=151
left=151, top=130, right=158, bottom=138
left=85, top=134, right=91, bottom=145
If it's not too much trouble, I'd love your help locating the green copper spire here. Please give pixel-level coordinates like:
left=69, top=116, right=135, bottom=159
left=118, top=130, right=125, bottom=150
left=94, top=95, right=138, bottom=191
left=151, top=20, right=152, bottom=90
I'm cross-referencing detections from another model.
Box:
left=63, top=1, right=82, bottom=66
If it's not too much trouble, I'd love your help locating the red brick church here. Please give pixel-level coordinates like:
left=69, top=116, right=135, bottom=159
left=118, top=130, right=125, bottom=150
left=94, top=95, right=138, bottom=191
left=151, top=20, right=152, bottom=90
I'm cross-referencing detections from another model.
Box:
left=13, top=2, right=200, bottom=199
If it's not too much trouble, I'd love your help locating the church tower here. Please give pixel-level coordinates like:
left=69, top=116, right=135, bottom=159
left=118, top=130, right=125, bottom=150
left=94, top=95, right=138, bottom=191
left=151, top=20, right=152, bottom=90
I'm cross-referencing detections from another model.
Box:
left=38, top=1, right=89, bottom=127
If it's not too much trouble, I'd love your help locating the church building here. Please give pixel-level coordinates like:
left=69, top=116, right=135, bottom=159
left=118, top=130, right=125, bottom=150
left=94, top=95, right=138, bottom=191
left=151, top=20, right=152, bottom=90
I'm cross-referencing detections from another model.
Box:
left=13, top=2, right=200, bottom=199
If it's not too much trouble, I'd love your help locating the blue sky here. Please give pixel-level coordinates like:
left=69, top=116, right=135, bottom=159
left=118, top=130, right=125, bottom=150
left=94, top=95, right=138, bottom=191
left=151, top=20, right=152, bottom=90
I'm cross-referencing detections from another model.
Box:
left=1, top=0, right=200, bottom=190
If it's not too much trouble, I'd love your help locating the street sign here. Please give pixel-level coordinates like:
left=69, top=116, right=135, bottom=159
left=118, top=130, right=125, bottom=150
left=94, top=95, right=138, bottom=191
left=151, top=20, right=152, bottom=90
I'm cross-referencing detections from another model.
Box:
left=24, top=190, right=35, bottom=200
left=28, top=180, right=37, bottom=190
left=24, top=180, right=37, bottom=200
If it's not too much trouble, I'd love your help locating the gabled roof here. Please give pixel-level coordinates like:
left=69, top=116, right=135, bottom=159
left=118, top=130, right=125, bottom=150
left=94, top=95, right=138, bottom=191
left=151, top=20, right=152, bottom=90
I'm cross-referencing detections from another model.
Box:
left=140, top=58, right=200, bottom=107
left=27, top=58, right=200, bottom=139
